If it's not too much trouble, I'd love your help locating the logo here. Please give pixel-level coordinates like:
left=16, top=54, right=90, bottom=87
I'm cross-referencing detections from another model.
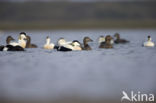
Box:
left=121, top=91, right=155, bottom=102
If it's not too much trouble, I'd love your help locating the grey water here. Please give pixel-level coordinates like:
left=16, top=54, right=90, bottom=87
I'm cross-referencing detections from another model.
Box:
left=0, top=29, right=156, bottom=101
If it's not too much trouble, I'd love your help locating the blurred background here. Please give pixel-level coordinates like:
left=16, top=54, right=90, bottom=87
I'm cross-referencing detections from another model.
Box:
left=0, top=0, right=156, bottom=30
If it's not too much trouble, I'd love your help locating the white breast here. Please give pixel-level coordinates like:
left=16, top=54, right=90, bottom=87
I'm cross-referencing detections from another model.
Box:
left=144, top=41, right=155, bottom=47
left=18, top=39, right=27, bottom=48
left=44, top=43, right=55, bottom=50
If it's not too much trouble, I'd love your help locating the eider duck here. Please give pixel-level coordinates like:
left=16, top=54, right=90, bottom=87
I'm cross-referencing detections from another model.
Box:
left=99, top=35, right=113, bottom=48
left=6, top=36, right=15, bottom=45
left=26, top=35, right=37, bottom=48
left=114, top=33, right=129, bottom=44
left=98, top=35, right=114, bottom=44
left=143, top=36, right=155, bottom=47
left=0, top=35, right=27, bottom=51
left=2, top=45, right=25, bottom=51
left=43, top=36, right=55, bottom=50
left=57, top=38, right=74, bottom=50
left=55, top=38, right=82, bottom=51
left=54, top=38, right=73, bottom=51
left=82, top=37, right=93, bottom=50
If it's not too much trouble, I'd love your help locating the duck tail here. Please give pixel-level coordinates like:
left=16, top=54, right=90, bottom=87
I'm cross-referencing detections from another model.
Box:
left=0, top=46, right=4, bottom=51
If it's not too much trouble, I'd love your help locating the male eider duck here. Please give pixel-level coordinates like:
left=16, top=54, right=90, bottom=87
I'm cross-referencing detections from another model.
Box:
left=143, top=36, right=155, bottom=47
left=43, top=36, right=55, bottom=50
left=1, top=45, right=25, bottom=51
left=82, top=37, right=93, bottom=50
left=56, top=38, right=74, bottom=50
left=114, top=33, right=129, bottom=44
left=55, top=38, right=82, bottom=51
left=0, top=35, right=27, bottom=51
left=26, top=35, right=37, bottom=48
left=99, top=35, right=113, bottom=49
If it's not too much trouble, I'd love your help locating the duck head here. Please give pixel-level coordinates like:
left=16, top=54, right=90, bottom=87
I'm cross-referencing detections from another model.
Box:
left=26, top=35, right=32, bottom=47
left=57, top=38, right=66, bottom=46
left=46, top=36, right=51, bottom=44
left=114, top=33, right=120, bottom=40
left=6, top=36, right=15, bottom=44
left=19, top=32, right=27, bottom=40
left=148, top=35, right=152, bottom=41
left=105, top=35, right=113, bottom=43
left=83, top=37, right=93, bottom=45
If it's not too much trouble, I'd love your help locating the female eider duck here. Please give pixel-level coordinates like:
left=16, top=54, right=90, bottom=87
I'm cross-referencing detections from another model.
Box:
left=98, top=35, right=114, bottom=44
left=143, top=36, right=155, bottom=47
left=82, top=37, right=93, bottom=50
left=99, top=35, right=113, bottom=49
left=26, top=35, right=37, bottom=48
left=114, top=33, right=129, bottom=44
left=43, top=36, right=55, bottom=50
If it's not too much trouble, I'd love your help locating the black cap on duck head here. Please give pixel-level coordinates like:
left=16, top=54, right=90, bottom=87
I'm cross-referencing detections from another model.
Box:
left=20, top=32, right=26, bottom=36
left=46, top=36, right=49, bottom=39
left=73, top=40, right=80, bottom=43
left=148, top=35, right=151, bottom=39
left=83, top=37, right=93, bottom=42
left=6, top=36, right=15, bottom=44
left=72, top=40, right=81, bottom=46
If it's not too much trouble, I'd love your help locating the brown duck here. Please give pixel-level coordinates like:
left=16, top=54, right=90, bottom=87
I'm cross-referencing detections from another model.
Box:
left=82, top=37, right=93, bottom=50
left=99, top=35, right=113, bottom=49
left=114, top=33, right=129, bottom=44
left=6, top=36, right=15, bottom=45
left=26, top=35, right=37, bottom=48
